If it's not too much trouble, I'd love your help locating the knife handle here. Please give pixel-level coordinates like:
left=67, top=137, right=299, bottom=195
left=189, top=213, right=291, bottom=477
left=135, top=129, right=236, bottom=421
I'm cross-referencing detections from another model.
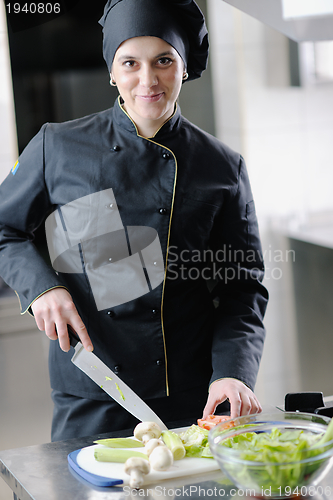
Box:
left=67, top=325, right=81, bottom=348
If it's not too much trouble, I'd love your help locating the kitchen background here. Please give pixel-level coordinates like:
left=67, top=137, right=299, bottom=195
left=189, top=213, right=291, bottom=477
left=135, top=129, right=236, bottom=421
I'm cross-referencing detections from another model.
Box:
left=1, top=0, right=333, bottom=498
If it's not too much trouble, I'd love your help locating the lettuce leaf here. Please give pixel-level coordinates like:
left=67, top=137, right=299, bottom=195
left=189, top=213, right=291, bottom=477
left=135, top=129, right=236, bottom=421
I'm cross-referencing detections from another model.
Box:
left=180, top=425, right=213, bottom=458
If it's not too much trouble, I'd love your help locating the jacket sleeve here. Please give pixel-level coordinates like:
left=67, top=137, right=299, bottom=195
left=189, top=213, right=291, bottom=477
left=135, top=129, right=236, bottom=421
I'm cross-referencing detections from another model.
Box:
left=0, top=124, right=65, bottom=313
left=209, top=155, right=269, bottom=391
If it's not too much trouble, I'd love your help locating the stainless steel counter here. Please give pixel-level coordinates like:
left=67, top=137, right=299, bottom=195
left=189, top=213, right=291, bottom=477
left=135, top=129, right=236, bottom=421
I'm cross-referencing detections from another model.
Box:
left=1, top=427, right=333, bottom=500
left=0, top=430, right=225, bottom=500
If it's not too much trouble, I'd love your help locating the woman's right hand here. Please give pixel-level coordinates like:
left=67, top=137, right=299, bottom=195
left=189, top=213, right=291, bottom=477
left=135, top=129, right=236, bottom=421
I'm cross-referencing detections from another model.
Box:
left=31, top=288, right=93, bottom=352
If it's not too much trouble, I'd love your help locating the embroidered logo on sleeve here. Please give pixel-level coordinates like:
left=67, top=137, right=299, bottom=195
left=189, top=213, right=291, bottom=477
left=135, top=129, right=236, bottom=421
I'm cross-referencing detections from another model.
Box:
left=11, top=160, right=20, bottom=175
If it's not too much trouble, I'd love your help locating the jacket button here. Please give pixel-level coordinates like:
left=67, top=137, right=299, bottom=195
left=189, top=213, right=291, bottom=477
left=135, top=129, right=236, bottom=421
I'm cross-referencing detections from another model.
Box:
left=162, top=152, right=171, bottom=159
left=152, top=309, right=158, bottom=315
left=114, top=365, right=121, bottom=373
left=159, top=208, right=168, bottom=215
left=112, top=145, right=120, bottom=152
left=156, top=360, right=163, bottom=366
left=107, top=310, right=115, bottom=318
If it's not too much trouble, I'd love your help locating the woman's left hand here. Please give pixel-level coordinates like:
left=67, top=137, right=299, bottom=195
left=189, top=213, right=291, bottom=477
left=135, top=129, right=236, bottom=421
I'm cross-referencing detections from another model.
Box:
left=202, top=378, right=262, bottom=419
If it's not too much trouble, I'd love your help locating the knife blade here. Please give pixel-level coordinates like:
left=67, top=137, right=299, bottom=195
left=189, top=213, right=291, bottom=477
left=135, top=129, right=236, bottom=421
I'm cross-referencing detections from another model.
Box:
left=68, top=327, right=167, bottom=430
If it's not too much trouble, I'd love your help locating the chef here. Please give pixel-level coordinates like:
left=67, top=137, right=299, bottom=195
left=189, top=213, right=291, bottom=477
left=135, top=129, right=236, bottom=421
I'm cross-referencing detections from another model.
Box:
left=0, top=0, right=268, bottom=441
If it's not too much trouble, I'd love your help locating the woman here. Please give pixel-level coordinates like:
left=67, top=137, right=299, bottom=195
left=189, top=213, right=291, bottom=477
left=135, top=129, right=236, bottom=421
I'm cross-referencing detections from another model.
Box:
left=0, top=0, right=268, bottom=440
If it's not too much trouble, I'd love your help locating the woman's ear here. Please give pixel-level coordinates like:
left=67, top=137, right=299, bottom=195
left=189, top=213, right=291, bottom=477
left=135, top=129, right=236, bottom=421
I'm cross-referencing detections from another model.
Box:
left=110, top=73, right=117, bottom=86
left=182, top=63, right=188, bottom=82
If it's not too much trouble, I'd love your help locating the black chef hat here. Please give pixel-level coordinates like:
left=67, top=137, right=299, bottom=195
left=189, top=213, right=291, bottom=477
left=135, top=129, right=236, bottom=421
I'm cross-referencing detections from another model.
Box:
left=99, top=0, right=209, bottom=81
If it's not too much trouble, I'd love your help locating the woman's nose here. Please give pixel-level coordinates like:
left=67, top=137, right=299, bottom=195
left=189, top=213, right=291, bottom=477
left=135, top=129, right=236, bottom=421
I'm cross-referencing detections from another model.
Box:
left=139, top=65, right=158, bottom=87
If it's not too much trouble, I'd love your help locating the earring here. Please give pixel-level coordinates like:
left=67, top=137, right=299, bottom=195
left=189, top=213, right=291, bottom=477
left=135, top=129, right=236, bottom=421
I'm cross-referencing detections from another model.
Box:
left=182, top=72, right=189, bottom=81
left=110, top=78, right=117, bottom=86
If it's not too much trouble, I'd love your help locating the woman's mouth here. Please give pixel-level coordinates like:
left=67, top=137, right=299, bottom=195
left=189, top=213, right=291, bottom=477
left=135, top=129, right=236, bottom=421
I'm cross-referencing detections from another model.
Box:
left=137, top=93, right=164, bottom=103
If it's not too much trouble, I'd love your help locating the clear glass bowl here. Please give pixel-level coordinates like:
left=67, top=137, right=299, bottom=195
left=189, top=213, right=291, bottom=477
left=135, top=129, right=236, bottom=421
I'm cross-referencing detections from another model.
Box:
left=208, top=412, right=333, bottom=498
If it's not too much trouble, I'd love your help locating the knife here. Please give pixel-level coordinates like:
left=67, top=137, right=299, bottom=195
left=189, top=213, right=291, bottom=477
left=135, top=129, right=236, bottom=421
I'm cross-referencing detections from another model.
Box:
left=68, top=327, right=167, bottom=430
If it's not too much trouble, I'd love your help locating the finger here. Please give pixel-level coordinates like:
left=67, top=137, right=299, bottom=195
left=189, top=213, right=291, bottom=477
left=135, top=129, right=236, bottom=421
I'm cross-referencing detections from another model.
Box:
left=202, top=392, right=227, bottom=419
left=251, top=395, right=262, bottom=414
left=239, top=395, right=253, bottom=416
left=56, top=321, right=72, bottom=352
left=33, top=314, right=46, bottom=333
left=43, top=320, right=58, bottom=341
left=202, top=401, right=216, bottom=419
left=70, top=319, right=93, bottom=352
left=228, top=393, right=242, bottom=419
left=32, top=304, right=48, bottom=333
left=202, top=395, right=218, bottom=419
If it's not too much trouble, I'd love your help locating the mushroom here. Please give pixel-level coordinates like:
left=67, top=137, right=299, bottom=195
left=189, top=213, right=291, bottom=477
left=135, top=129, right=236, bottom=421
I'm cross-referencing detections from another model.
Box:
left=134, top=422, right=162, bottom=444
left=149, top=445, right=174, bottom=471
left=124, top=457, right=150, bottom=489
left=145, top=438, right=164, bottom=457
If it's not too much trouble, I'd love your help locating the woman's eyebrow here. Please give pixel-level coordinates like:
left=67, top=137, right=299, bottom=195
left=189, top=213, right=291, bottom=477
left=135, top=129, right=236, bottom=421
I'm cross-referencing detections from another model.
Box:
left=117, top=54, right=136, bottom=61
left=117, top=51, right=175, bottom=61
left=155, top=51, right=174, bottom=57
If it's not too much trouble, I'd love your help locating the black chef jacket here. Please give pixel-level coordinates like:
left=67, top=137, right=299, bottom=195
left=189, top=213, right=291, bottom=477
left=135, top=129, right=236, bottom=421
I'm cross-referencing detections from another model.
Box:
left=0, top=97, right=268, bottom=402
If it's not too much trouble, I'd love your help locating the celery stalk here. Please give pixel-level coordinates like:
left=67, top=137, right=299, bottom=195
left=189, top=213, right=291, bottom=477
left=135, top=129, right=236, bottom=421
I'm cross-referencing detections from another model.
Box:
left=313, top=416, right=333, bottom=447
left=94, top=448, right=148, bottom=463
left=94, top=438, right=144, bottom=448
left=161, top=430, right=186, bottom=460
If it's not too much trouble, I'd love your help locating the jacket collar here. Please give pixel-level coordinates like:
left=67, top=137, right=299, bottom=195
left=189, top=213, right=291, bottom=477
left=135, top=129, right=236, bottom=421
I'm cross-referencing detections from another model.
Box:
left=112, top=96, right=181, bottom=139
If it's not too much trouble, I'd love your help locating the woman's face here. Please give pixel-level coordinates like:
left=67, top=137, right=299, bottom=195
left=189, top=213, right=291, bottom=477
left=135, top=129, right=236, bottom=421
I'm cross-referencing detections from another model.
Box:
left=111, top=36, right=185, bottom=137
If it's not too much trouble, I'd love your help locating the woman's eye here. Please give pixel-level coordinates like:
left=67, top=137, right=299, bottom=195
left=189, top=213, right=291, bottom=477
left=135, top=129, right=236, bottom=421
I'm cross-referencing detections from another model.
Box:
left=157, top=57, right=172, bottom=66
left=124, top=60, right=136, bottom=67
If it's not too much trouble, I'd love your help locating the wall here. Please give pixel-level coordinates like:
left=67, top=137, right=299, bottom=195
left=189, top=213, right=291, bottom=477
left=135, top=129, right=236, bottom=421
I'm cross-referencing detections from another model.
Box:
left=207, top=0, right=333, bottom=221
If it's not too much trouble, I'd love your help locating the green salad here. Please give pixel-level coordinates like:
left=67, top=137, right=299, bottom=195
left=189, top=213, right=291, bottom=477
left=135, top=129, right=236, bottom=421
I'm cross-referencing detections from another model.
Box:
left=216, top=422, right=333, bottom=492
left=180, top=425, right=213, bottom=458
left=221, top=426, right=319, bottom=458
